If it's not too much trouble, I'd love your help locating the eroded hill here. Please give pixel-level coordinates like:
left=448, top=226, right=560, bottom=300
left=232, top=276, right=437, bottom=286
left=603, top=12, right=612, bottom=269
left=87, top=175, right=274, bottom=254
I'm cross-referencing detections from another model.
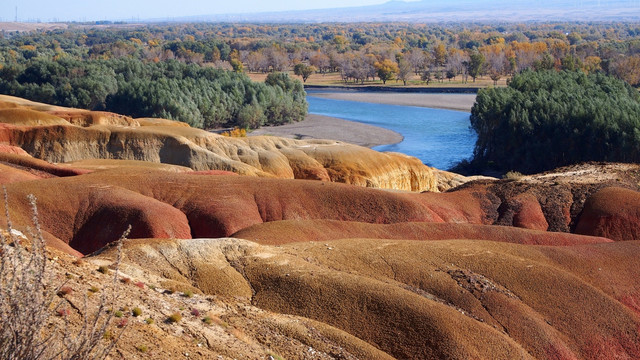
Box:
left=2, top=95, right=640, bottom=359
left=0, top=94, right=459, bottom=192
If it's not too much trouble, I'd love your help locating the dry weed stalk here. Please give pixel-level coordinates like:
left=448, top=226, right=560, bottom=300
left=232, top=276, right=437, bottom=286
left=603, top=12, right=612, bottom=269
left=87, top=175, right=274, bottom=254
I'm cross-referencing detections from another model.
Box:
left=0, top=187, right=129, bottom=360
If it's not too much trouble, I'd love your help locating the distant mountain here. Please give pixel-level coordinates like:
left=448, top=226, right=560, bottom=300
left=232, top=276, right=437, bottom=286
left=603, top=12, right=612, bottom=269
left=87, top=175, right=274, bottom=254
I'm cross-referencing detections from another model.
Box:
left=162, top=0, right=640, bottom=23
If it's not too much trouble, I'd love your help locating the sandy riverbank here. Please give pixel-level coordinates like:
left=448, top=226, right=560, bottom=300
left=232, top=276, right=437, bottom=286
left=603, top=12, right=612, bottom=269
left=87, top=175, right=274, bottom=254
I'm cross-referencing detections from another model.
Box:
left=249, top=114, right=403, bottom=148
left=308, top=92, right=477, bottom=112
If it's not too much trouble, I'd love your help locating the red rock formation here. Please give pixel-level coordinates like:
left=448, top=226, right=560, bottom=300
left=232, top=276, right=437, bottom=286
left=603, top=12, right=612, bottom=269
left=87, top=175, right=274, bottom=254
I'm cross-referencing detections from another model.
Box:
left=512, top=193, right=549, bottom=231
left=187, top=170, right=239, bottom=176
left=0, top=167, right=497, bottom=254
left=576, top=187, right=640, bottom=241
left=3, top=171, right=193, bottom=254
left=6, top=166, right=634, bottom=255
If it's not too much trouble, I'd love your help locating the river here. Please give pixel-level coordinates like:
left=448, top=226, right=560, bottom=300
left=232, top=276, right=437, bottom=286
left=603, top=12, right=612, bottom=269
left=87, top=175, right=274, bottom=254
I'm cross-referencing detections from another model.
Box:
left=306, top=94, right=477, bottom=171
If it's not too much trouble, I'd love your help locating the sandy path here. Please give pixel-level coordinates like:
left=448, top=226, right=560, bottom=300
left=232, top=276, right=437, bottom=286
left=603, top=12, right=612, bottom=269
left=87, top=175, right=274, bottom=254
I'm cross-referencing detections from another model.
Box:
left=308, top=92, right=477, bottom=112
left=249, top=114, right=403, bottom=148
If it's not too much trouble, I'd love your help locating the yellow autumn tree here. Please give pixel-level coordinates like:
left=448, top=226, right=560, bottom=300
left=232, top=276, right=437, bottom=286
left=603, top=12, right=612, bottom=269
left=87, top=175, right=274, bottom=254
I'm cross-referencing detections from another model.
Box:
left=374, top=59, right=399, bottom=84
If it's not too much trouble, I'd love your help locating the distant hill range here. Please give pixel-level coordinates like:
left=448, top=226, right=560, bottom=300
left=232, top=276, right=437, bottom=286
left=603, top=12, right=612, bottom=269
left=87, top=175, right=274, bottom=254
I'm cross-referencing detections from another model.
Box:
left=165, top=0, right=640, bottom=23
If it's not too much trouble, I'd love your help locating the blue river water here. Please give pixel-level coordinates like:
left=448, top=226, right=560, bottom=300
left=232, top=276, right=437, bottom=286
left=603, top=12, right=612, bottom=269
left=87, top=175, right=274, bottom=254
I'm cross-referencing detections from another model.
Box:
left=306, top=95, right=477, bottom=170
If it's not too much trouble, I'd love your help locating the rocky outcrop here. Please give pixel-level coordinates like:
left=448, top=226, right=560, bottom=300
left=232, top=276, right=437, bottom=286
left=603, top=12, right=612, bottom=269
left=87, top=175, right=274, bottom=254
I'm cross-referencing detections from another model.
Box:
left=0, top=108, right=69, bottom=126
left=47, top=110, right=139, bottom=127
left=463, top=163, right=640, bottom=235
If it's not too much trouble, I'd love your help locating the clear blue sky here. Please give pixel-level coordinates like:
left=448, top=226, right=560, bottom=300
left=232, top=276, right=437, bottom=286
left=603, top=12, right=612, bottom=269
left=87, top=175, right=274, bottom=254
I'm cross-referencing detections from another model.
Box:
left=0, top=0, right=397, bottom=22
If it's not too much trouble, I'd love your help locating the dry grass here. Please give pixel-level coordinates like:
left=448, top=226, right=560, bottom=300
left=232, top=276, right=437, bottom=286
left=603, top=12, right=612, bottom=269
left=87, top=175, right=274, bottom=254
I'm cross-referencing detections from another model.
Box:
left=503, top=171, right=524, bottom=181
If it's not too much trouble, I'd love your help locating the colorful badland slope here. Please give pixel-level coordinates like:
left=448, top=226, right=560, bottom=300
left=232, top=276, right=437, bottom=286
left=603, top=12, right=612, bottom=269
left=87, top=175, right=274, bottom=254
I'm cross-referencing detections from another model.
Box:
left=1, top=95, right=640, bottom=359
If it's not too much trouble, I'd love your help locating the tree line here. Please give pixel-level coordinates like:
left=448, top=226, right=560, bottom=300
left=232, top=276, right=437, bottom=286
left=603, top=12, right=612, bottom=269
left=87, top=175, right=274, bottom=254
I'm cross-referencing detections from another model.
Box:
left=0, top=58, right=307, bottom=129
left=2, top=22, right=640, bottom=87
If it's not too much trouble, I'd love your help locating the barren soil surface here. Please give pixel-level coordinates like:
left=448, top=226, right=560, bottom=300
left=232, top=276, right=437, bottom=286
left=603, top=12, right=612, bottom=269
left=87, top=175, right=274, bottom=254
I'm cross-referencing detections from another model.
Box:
left=249, top=114, right=403, bottom=148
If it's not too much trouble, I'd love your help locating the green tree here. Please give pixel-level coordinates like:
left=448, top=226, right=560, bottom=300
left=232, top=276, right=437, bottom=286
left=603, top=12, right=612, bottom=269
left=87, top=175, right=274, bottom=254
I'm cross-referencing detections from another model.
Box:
left=467, top=51, right=485, bottom=82
left=236, top=103, right=265, bottom=129
left=293, top=63, right=316, bottom=83
left=560, top=55, right=582, bottom=72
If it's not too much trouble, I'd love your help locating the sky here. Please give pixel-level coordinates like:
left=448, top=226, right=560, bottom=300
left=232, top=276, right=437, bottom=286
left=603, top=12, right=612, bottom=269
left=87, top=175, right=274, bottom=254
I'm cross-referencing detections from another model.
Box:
left=0, top=0, right=398, bottom=22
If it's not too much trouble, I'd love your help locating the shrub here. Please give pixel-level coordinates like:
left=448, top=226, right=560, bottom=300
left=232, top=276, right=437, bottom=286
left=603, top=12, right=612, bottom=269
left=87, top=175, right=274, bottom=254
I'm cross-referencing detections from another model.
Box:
left=132, top=307, right=142, bottom=317
left=117, top=318, right=128, bottom=328
left=167, top=313, right=182, bottom=323
left=182, top=290, right=194, bottom=298
left=220, top=127, right=247, bottom=137
left=56, top=308, right=71, bottom=317
left=72, top=258, right=85, bottom=266
left=120, top=277, right=131, bottom=285
left=0, top=188, right=130, bottom=360
left=136, top=344, right=149, bottom=353
left=502, top=171, right=524, bottom=181
left=190, top=308, right=200, bottom=317
left=57, top=286, right=73, bottom=297
left=97, top=265, right=109, bottom=274
left=89, top=286, right=100, bottom=293
left=145, top=318, right=154, bottom=325
left=202, top=316, right=213, bottom=325
left=236, top=103, right=265, bottom=129
left=114, top=311, right=124, bottom=318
